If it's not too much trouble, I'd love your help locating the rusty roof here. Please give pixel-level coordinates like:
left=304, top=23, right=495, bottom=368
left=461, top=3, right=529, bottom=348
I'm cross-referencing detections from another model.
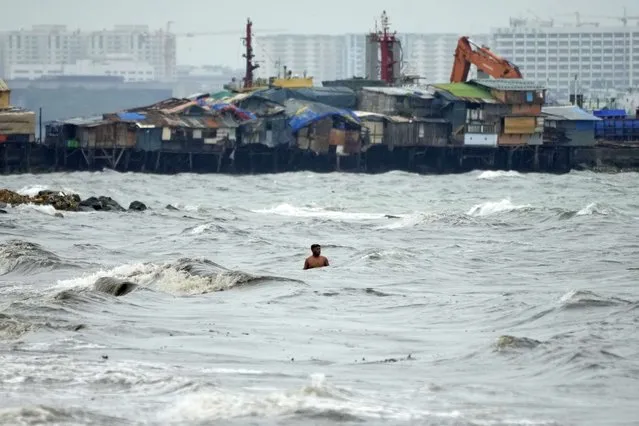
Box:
left=127, top=98, right=193, bottom=113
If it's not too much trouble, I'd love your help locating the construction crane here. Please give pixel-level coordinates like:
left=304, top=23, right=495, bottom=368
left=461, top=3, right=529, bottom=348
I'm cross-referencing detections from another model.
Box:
left=595, top=7, right=639, bottom=26
left=450, top=36, right=523, bottom=83
left=556, top=12, right=600, bottom=27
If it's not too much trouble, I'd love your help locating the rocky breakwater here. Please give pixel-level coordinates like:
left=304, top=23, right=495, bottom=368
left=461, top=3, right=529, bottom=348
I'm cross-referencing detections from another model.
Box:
left=0, top=189, right=147, bottom=213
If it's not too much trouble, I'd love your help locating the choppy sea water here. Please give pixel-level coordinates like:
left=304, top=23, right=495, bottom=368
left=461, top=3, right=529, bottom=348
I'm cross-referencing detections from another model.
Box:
left=1, top=169, right=638, bottom=426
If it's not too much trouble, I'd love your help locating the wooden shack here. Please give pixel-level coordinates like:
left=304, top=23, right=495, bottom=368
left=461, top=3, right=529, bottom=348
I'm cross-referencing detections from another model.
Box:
left=358, top=87, right=439, bottom=117
left=433, top=83, right=504, bottom=147
left=470, top=79, right=547, bottom=147
left=542, top=105, right=601, bottom=146
left=354, top=111, right=450, bottom=150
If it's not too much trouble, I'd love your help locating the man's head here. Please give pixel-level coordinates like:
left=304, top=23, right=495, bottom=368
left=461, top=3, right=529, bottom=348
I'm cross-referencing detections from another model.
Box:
left=310, top=244, right=321, bottom=257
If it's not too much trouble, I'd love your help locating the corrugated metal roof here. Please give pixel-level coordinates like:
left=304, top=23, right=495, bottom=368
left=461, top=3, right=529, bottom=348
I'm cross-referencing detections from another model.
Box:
left=0, top=79, right=9, bottom=92
left=470, top=79, right=546, bottom=91
left=353, top=111, right=388, bottom=120
left=432, top=83, right=497, bottom=103
left=61, top=116, right=106, bottom=126
left=542, top=105, right=601, bottom=121
left=361, top=86, right=434, bottom=100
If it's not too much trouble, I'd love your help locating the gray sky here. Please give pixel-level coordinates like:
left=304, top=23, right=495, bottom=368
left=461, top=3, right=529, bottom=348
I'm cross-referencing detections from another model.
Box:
left=2, top=0, right=634, bottom=67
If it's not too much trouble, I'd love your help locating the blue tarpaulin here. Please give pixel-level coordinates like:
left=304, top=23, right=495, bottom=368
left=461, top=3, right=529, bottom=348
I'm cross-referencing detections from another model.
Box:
left=284, top=99, right=360, bottom=132
left=117, top=112, right=147, bottom=121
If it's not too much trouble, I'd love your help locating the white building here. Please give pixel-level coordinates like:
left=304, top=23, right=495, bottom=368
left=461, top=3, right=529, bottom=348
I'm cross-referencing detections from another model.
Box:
left=491, top=20, right=639, bottom=101
left=6, top=58, right=155, bottom=81
left=401, top=33, right=489, bottom=83
left=0, top=25, right=175, bottom=80
left=254, top=34, right=346, bottom=83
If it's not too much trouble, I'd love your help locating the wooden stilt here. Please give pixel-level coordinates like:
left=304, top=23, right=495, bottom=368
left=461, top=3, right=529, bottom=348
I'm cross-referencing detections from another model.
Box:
left=2, top=145, right=7, bottom=174
left=155, top=151, right=161, bottom=171
left=217, top=152, right=223, bottom=173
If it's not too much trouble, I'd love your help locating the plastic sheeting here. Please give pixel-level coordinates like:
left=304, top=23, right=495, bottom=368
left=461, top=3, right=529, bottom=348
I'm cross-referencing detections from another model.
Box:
left=250, top=86, right=357, bottom=109
left=284, top=99, right=360, bottom=133
left=117, top=112, right=147, bottom=121
left=210, top=103, right=257, bottom=122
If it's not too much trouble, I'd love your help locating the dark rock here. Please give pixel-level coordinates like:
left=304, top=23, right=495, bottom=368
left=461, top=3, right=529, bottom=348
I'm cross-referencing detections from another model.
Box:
left=54, top=212, right=64, bottom=218
left=128, top=201, right=147, bottom=211
left=0, top=209, right=6, bottom=214
left=79, top=196, right=125, bottom=212
left=165, top=204, right=179, bottom=211
left=1, top=188, right=138, bottom=214
left=0, top=201, right=6, bottom=208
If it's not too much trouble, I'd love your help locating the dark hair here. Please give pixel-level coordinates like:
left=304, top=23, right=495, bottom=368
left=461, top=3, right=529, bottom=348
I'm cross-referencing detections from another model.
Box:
left=311, top=244, right=320, bottom=250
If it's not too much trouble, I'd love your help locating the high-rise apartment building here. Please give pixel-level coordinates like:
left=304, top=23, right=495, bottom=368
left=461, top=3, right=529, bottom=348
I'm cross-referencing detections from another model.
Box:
left=401, top=33, right=490, bottom=83
left=491, top=20, right=639, bottom=100
left=254, top=34, right=346, bottom=83
left=0, top=25, right=175, bottom=80
left=255, top=32, right=490, bottom=84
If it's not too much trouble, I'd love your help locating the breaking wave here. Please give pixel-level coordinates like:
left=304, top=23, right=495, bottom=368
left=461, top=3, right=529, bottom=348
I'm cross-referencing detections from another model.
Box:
left=476, top=170, right=524, bottom=180
left=0, top=239, right=78, bottom=275
left=56, top=257, right=305, bottom=297
left=558, top=290, right=632, bottom=309
left=253, top=203, right=391, bottom=221
left=466, top=199, right=532, bottom=217
left=160, top=373, right=458, bottom=423
left=0, top=405, right=123, bottom=426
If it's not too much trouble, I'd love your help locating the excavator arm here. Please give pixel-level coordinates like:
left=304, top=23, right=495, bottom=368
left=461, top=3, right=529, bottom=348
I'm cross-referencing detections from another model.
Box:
left=450, top=36, right=523, bottom=83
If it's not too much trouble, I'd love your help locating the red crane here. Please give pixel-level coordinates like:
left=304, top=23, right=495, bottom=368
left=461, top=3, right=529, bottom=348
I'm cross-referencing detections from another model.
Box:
left=450, top=36, right=523, bottom=83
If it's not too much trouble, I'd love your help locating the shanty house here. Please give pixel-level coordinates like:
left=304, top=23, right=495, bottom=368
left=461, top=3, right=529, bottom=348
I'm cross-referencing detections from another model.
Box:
left=45, top=116, right=133, bottom=149
left=123, top=98, right=244, bottom=152
left=358, top=87, right=440, bottom=118
left=354, top=111, right=450, bottom=149
left=285, top=99, right=361, bottom=155
left=470, top=79, right=546, bottom=146
left=433, top=83, right=506, bottom=147
left=542, top=105, right=601, bottom=146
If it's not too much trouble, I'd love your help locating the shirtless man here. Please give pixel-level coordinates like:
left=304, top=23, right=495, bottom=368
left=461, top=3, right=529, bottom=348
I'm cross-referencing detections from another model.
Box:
left=303, top=244, right=329, bottom=270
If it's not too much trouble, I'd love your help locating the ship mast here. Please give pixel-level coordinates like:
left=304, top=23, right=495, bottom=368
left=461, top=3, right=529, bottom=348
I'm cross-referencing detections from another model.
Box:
left=242, top=18, right=259, bottom=89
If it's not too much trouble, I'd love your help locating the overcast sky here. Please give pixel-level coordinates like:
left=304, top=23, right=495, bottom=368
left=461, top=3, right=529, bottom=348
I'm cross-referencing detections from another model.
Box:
left=2, top=0, right=635, bottom=67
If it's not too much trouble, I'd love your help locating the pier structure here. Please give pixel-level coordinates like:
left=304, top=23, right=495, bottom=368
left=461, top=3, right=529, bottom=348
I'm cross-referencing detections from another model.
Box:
left=3, top=76, right=639, bottom=175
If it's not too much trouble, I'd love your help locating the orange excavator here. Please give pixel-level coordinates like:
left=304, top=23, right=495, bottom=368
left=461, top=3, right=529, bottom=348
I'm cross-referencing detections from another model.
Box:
left=450, top=36, right=523, bottom=83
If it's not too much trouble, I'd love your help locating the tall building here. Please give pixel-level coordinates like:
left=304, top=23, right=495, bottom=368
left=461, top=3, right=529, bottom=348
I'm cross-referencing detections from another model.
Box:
left=253, top=34, right=346, bottom=83
left=0, top=25, right=175, bottom=81
left=491, top=19, right=639, bottom=101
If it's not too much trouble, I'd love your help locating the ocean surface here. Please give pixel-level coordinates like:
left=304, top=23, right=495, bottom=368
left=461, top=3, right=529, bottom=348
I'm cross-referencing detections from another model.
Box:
left=1, top=169, right=638, bottom=426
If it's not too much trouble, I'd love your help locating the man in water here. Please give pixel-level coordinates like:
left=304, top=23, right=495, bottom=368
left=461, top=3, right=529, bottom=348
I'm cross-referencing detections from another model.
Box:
left=303, top=244, right=329, bottom=270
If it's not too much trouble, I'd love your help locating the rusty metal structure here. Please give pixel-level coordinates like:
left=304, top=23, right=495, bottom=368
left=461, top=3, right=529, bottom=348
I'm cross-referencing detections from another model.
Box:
left=242, top=19, right=259, bottom=89
left=365, top=11, right=401, bottom=84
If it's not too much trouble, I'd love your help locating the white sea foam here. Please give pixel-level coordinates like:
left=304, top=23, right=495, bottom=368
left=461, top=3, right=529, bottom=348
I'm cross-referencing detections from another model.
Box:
left=160, top=373, right=460, bottom=423
left=477, top=170, right=523, bottom=180
left=15, top=204, right=59, bottom=217
left=55, top=261, right=262, bottom=296
left=576, top=202, right=609, bottom=216
left=466, top=199, right=531, bottom=217
left=253, top=203, right=390, bottom=221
